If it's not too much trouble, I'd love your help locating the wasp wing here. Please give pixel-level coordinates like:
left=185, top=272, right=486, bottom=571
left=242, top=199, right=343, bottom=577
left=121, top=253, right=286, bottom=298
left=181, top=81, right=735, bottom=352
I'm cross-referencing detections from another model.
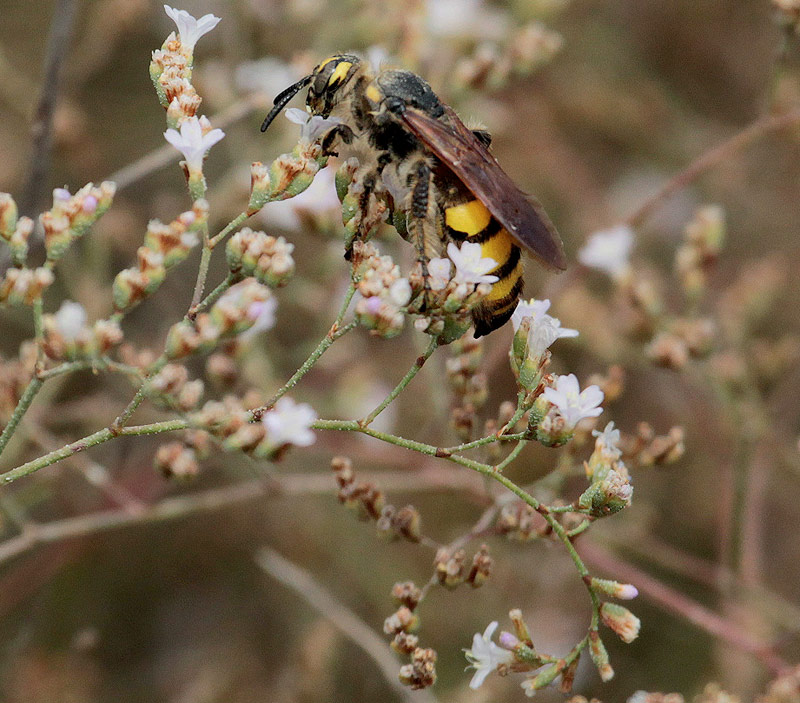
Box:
left=400, top=104, right=566, bottom=270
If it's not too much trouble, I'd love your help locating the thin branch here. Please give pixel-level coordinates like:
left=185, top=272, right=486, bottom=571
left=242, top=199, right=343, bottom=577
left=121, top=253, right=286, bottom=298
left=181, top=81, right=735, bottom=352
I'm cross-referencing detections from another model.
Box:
left=256, top=547, right=439, bottom=703
left=0, top=468, right=481, bottom=568
left=625, top=108, right=800, bottom=230
left=19, top=0, right=79, bottom=217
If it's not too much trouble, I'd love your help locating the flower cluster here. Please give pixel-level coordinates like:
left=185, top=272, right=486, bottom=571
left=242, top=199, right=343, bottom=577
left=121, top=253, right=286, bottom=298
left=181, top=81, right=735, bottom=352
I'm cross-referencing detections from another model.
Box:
left=113, top=202, right=204, bottom=312
left=41, top=183, right=116, bottom=262
left=408, top=241, right=500, bottom=341
left=446, top=336, right=488, bottom=440
left=153, top=440, right=199, bottom=481
left=532, top=373, right=605, bottom=447
left=0, top=193, right=33, bottom=266
left=0, top=267, right=54, bottom=306
left=41, top=301, right=123, bottom=361
left=226, top=227, right=295, bottom=288
left=165, top=279, right=275, bottom=359
left=577, top=422, right=634, bottom=516
left=509, top=297, right=579, bottom=390
left=147, top=363, right=204, bottom=412
left=675, top=205, right=725, bottom=302
left=190, top=394, right=315, bottom=460
left=332, top=456, right=422, bottom=541
left=351, top=242, right=412, bottom=338
left=150, top=5, right=219, bottom=119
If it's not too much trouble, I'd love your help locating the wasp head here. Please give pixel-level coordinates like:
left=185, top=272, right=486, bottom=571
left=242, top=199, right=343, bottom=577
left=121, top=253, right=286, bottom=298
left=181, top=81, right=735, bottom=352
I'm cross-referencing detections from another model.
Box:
left=261, top=54, right=364, bottom=133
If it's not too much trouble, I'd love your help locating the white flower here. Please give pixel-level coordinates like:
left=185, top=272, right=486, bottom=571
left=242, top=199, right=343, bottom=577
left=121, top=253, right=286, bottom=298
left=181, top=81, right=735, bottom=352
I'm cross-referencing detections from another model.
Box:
left=262, top=397, right=316, bottom=447
left=593, top=421, right=622, bottom=460
left=241, top=296, right=278, bottom=339
left=446, top=241, right=498, bottom=286
left=511, top=298, right=551, bottom=331
left=512, top=297, right=578, bottom=359
left=54, top=301, right=87, bottom=341
left=426, top=0, right=508, bottom=40
left=389, top=278, right=411, bottom=307
left=427, top=257, right=452, bottom=291
left=464, top=621, right=514, bottom=690
left=164, top=116, right=225, bottom=173
left=543, top=374, right=604, bottom=428
left=578, top=224, right=634, bottom=278
left=285, top=108, right=342, bottom=143
left=163, top=5, right=221, bottom=52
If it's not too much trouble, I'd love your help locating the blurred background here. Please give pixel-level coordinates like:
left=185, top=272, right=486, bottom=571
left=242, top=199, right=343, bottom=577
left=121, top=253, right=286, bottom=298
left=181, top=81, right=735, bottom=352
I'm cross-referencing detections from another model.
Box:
left=1, top=0, right=799, bottom=700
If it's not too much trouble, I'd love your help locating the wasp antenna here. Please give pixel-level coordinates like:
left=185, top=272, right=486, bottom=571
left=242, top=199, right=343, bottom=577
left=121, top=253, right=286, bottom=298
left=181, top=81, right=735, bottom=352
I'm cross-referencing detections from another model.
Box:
left=260, top=75, right=312, bottom=133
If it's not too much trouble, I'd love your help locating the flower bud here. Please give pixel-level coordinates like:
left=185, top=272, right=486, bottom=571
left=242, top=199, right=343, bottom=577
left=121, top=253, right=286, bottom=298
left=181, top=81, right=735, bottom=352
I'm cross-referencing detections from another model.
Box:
left=154, top=441, right=199, bottom=481
left=591, top=578, right=639, bottom=600
left=226, top=228, right=295, bottom=288
left=467, top=544, right=492, bottom=587
left=247, top=161, right=271, bottom=214
left=383, top=606, right=419, bottom=635
left=0, top=193, right=18, bottom=237
left=398, top=647, right=437, bottom=690
left=578, top=469, right=633, bottom=516
left=589, top=631, right=614, bottom=681
left=600, top=602, right=641, bottom=643
left=391, top=581, right=422, bottom=611
left=521, top=664, right=561, bottom=696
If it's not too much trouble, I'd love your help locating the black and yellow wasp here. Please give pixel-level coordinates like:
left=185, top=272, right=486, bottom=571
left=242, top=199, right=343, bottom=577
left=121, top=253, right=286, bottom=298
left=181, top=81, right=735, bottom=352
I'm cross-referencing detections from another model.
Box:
left=261, top=54, right=566, bottom=337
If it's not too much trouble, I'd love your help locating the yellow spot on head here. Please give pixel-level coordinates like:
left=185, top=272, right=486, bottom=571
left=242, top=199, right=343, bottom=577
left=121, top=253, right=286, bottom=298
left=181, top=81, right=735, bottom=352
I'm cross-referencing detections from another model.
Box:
left=444, top=200, right=491, bottom=235
left=365, top=83, right=383, bottom=104
left=329, top=61, right=353, bottom=86
left=317, top=56, right=338, bottom=70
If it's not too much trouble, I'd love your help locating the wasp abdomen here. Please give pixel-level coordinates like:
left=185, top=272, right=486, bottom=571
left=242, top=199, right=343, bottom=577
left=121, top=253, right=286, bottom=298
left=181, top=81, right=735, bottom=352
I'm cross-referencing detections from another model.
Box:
left=443, top=199, right=524, bottom=337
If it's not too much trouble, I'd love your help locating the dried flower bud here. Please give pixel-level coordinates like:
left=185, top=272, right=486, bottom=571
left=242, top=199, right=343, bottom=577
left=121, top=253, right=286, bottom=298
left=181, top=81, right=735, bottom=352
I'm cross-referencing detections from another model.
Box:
left=467, top=544, right=492, bottom=588
left=600, top=602, right=641, bottom=643
left=205, top=352, right=239, bottom=386
left=391, top=581, right=422, bottom=610
left=331, top=455, right=355, bottom=486
left=391, top=632, right=419, bottom=655
left=393, top=505, right=421, bottom=542
left=383, top=606, right=419, bottom=636
left=398, top=647, right=437, bottom=690
left=434, top=547, right=466, bottom=589
left=0, top=267, right=55, bottom=306
left=154, top=441, right=199, bottom=480
left=646, top=332, right=689, bottom=370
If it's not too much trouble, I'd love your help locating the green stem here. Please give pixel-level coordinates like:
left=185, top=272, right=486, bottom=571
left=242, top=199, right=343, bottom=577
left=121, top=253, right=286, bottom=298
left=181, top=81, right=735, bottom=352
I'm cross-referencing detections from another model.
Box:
left=190, top=243, right=212, bottom=312
left=359, top=336, right=438, bottom=428
left=0, top=418, right=189, bottom=485
left=191, top=272, right=236, bottom=317
left=494, top=440, right=527, bottom=473
left=443, top=431, right=526, bottom=453
left=250, top=284, right=356, bottom=420
left=0, top=377, right=43, bottom=458
left=209, top=212, right=248, bottom=249
left=109, top=355, right=168, bottom=432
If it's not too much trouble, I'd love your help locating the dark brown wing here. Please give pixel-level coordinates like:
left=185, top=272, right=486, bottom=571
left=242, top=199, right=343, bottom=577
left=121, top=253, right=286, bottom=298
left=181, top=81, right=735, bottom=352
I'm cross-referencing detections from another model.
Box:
left=400, top=104, right=566, bottom=270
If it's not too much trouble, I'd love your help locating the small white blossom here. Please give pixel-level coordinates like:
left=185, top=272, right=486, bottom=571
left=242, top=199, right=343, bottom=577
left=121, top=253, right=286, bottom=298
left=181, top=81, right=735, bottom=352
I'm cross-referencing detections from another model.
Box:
left=512, top=297, right=578, bottom=359
left=543, top=374, right=604, bottom=428
left=54, top=301, right=87, bottom=341
left=389, top=278, right=412, bottom=306
left=446, top=241, right=498, bottom=286
left=593, top=421, right=622, bottom=460
left=427, top=257, right=452, bottom=291
left=262, top=397, right=316, bottom=447
left=241, top=296, right=278, bottom=339
left=285, top=108, right=342, bottom=143
left=164, top=116, right=225, bottom=173
left=511, top=298, right=552, bottom=331
left=464, top=621, right=514, bottom=690
left=578, top=224, right=634, bottom=278
left=164, top=5, right=221, bottom=52
left=235, top=57, right=297, bottom=96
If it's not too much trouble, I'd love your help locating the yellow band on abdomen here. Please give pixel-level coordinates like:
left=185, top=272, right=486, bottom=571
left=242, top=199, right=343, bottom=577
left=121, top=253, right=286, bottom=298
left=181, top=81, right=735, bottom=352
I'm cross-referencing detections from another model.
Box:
left=445, top=200, right=492, bottom=236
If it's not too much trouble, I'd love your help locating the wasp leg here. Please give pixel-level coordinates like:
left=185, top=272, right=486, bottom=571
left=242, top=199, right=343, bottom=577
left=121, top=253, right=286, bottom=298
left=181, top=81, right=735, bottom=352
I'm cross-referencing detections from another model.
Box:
left=343, top=169, right=383, bottom=261
left=320, top=124, right=355, bottom=157
left=409, top=160, right=439, bottom=310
